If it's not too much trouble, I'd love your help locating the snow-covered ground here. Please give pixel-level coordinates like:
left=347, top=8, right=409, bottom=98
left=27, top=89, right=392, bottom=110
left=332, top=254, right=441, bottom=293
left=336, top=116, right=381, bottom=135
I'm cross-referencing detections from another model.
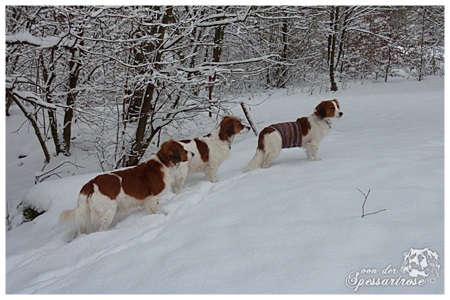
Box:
left=5, top=77, right=444, bottom=294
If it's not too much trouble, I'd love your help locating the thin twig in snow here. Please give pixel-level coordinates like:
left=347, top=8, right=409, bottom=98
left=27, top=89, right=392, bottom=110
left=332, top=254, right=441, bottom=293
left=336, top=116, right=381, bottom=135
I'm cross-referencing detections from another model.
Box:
left=35, top=161, right=84, bottom=184
left=357, top=188, right=386, bottom=218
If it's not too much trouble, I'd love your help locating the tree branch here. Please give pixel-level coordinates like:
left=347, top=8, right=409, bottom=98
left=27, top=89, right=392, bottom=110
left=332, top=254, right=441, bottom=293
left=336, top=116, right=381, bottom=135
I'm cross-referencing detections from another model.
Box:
left=240, top=102, right=258, bottom=136
left=357, top=188, right=386, bottom=218
left=7, top=90, right=51, bottom=163
left=35, top=160, right=84, bottom=184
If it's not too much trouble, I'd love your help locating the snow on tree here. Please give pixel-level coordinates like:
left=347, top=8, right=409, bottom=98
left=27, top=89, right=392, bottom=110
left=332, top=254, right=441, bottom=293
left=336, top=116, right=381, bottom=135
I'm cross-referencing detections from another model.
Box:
left=5, top=5, right=444, bottom=170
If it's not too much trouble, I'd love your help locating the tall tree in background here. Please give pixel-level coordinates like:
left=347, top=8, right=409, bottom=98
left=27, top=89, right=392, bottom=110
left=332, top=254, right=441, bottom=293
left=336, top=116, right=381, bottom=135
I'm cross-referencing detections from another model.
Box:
left=5, top=5, right=445, bottom=169
left=413, top=6, right=445, bottom=81
left=327, top=6, right=357, bottom=91
left=123, top=6, right=175, bottom=167
left=328, top=6, right=339, bottom=91
left=6, top=6, right=83, bottom=159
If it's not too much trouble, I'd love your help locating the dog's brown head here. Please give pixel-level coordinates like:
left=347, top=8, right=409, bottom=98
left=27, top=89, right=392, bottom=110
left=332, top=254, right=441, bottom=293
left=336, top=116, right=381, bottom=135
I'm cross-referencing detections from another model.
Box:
left=218, top=116, right=250, bottom=142
left=157, top=140, right=191, bottom=167
left=314, top=99, right=343, bottom=119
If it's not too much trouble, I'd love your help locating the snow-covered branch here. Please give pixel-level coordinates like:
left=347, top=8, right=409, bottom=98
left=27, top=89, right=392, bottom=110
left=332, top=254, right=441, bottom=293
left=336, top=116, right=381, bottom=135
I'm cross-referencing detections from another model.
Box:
left=8, top=89, right=57, bottom=111
left=6, top=31, right=76, bottom=48
left=35, top=161, right=85, bottom=184
left=5, top=5, right=444, bottom=170
left=194, top=7, right=252, bottom=27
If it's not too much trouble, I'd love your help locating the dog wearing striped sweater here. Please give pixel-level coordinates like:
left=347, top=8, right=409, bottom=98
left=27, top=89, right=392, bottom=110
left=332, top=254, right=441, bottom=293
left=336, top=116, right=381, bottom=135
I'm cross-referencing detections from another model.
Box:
left=248, top=99, right=343, bottom=170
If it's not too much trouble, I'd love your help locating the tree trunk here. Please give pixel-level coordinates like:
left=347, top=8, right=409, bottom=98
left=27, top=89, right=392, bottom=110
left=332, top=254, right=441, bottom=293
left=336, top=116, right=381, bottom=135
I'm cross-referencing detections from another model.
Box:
left=385, top=46, right=391, bottom=82
left=8, top=90, right=51, bottom=163
left=418, top=8, right=425, bottom=82
left=277, top=18, right=289, bottom=88
left=124, top=6, right=173, bottom=167
left=328, top=7, right=339, bottom=92
left=209, top=21, right=226, bottom=117
left=40, top=50, right=62, bottom=155
left=6, top=92, right=13, bottom=116
left=126, top=82, right=156, bottom=166
left=336, top=6, right=353, bottom=74
left=63, top=47, right=79, bottom=156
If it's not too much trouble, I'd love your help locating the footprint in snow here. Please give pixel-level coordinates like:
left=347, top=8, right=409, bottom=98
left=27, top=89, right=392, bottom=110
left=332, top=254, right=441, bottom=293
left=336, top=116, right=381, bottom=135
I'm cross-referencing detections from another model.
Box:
left=160, top=181, right=214, bottom=215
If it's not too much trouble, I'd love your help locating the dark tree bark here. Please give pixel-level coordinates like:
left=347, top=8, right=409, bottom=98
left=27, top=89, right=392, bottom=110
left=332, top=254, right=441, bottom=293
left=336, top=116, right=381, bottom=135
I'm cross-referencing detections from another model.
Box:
left=40, top=49, right=62, bottom=155
left=7, top=90, right=51, bottom=163
left=63, top=45, right=82, bottom=156
left=328, top=6, right=338, bottom=92
left=418, top=8, right=426, bottom=82
left=208, top=14, right=226, bottom=117
left=124, top=6, right=174, bottom=167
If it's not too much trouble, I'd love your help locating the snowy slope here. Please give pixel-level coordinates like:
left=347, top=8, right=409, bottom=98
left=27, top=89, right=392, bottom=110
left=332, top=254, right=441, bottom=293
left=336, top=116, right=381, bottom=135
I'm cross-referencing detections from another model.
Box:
left=5, top=77, right=444, bottom=294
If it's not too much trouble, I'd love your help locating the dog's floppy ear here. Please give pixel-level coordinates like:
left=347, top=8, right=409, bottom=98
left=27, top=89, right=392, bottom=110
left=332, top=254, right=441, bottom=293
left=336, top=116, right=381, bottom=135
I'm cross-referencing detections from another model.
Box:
left=314, top=101, right=327, bottom=118
left=158, top=140, right=183, bottom=167
left=224, top=117, right=237, bottom=135
left=332, top=98, right=340, bottom=108
left=175, top=142, right=189, bottom=163
left=219, top=116, right=236, bottom=141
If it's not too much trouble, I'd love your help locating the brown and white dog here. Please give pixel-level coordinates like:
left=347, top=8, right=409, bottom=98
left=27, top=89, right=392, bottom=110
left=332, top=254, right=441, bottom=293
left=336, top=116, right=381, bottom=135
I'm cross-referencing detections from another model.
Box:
left=172, top=116, right=250, bottom=192
left=248, top=99, right=343, bottom=170
left=60, top=140, right=191, bottom=235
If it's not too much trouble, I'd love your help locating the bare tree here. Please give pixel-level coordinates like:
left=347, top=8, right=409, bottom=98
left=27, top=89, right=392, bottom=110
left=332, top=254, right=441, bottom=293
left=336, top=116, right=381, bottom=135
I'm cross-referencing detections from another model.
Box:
left=6, top=5, right=444, bottom=171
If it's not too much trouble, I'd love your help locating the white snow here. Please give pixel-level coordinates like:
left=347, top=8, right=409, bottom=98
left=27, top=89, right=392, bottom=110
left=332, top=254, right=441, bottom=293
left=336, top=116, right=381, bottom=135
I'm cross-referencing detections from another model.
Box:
left=4, top=77, right=444, bottom=294
left=8, top=89, right=57, bottom=110
left=5, top=31, right=75, bottom=48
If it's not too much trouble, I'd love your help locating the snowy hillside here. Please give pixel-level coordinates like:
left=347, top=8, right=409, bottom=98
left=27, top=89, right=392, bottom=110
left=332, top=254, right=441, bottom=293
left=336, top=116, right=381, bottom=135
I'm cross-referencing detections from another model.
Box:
left=5, top=77, right=444, bottom=294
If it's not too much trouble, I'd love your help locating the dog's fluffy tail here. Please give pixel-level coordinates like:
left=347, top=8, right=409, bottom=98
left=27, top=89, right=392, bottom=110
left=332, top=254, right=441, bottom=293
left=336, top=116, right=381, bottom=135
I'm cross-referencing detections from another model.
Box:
left=60, top=193, right=91, bottom=234
left=248, top=149, right=265, bottom=171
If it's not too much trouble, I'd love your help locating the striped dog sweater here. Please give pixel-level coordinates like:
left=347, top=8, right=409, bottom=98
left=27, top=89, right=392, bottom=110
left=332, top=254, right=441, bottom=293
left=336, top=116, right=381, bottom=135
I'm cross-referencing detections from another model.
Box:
left=269, top=119, right=303, bottom=148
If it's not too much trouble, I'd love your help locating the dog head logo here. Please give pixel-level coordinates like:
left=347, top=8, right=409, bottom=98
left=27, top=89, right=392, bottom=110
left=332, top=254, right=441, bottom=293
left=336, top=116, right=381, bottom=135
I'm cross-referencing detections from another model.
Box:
left=400, top=248, right=440, bottom=278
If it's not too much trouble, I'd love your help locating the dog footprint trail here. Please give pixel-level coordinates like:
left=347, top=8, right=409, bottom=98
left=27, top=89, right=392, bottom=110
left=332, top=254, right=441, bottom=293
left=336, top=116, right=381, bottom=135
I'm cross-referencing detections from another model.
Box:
left=99, top=182, right=215, bottom=246
left=162, top=170, right=250, bottom=215
left=7, top=174, right=244, bottom=293
left=7, top=212, right=172, bottom=294
left=161, top=181, right=214, bottom=217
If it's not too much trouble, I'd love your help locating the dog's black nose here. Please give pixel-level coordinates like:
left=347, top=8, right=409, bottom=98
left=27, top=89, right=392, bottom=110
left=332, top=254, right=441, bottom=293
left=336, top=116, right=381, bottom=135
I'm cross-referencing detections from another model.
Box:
left=339, top=112, right=343, bottom=116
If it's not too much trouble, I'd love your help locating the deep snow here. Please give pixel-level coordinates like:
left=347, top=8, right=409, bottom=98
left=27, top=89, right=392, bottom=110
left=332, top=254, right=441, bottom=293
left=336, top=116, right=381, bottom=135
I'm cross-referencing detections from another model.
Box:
left=5, top=77, right=444, bottom=294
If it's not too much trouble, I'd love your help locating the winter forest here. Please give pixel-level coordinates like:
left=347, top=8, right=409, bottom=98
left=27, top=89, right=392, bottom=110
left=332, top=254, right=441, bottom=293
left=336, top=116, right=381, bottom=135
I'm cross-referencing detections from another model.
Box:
left=5, top=6, right=444, bottom=171
left=5, top=5, right=445, bottom=293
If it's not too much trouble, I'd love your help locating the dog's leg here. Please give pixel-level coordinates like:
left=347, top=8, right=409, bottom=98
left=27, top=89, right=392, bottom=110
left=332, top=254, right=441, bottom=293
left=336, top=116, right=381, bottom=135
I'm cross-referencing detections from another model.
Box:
left=143, top=196, right=159, bottom=214
left=261, top=158, right=272, bottom=168
left=262, top=146, right=281, bottom=168
left=261, top=151, right=273, bottom=168
left=173, top=162, right=189, bottom=193
left=261, top=135, right=282, bottom=168
left=90, top=195, right=117, bottom=232
left=305, top=143, right=320, bottom=161
left=205, top=164, right=219, bottom=183
left=248, top=149, right=264, bottom=171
